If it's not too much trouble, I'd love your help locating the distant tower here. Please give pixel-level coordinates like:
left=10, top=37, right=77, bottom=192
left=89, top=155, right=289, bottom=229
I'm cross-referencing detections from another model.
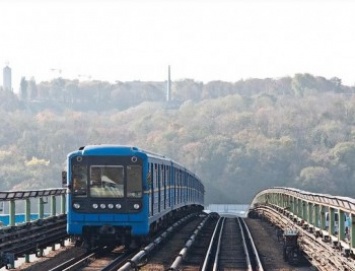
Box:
left=3, top=63, right=12, bottom=91
left=166, top=65, right=171, bottom=102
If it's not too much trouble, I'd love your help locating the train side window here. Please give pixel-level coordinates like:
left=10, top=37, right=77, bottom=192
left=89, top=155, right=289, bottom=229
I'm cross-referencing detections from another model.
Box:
left=127, top=165, right=142, bottom=198
left=154, top=164, right=159, bottom=188
left=147, top=170, right=152, bottom=188
left=150, top=163, right=154, bottom=189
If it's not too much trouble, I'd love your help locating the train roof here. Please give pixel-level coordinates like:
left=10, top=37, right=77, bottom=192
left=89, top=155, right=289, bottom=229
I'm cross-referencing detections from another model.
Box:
left=76, top=144, right=166, bottom=159
left=69, top=144, right=202, bottom=183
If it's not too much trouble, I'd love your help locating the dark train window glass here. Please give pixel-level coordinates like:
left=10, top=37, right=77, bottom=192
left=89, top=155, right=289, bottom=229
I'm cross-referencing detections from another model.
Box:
left=72, top=164, right=87, bottom=197
left=155, top=164, right=159, bottom=187
left=127, top=165, right=142, bottom=198
left=90, top=165, right=124, bottom=198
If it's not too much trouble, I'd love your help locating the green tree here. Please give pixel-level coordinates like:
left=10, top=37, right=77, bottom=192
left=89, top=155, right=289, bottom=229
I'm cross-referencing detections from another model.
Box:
left=20, top=77, right=28, bottom=100
left=297, top=166, right=335, bottom=193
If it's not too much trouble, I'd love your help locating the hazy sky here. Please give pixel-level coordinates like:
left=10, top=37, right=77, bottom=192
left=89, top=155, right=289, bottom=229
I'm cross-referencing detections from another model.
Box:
left=1, top=0, right=355, bottom=92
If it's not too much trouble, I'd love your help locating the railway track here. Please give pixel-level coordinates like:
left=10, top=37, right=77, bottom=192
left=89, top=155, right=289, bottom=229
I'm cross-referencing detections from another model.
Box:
left=130, top=214, right=264, bottom=271
left=18, top=213, right=201, bottom=271
left=201, top=216, right=263, bottom=271
left=178, top=213, right=219, bottom=270
left=134, top=214, right=206, bottom=271
left=48, top=246, right=130, bottom=271
left=16, top=211, right=317, bottom=271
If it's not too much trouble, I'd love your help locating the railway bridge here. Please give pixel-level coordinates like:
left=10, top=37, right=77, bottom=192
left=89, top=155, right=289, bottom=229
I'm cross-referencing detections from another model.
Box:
left=0, top=187, right=354, bottom=269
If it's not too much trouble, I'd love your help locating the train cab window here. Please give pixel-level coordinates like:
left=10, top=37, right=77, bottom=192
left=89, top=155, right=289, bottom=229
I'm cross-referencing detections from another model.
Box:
left=72, top=174, right=87, bottom=196
left=90, top=166, right=124, bottom=198
left=72, top=164, right=87, bottom=197
left=127, top=165, right=142, bottom=198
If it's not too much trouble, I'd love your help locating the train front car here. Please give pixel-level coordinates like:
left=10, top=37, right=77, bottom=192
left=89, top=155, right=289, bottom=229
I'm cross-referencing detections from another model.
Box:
left=66, top=145, right=149, bottom=249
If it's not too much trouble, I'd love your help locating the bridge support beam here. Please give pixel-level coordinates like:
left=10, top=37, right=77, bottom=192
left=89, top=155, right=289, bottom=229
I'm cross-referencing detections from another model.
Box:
left=351, top=214, right=355, bottom=249
left=6, top=200, right=16, bottom=269
left=314, top=204, right=320, bottom=228
left=61, top=194, right=66, bottom=214
left=38, top=198, right=45, bottom=219
left=339, top=210, right=345, bottom=240
left=292, top=196, right=296, bottom=214
left=302, top=201, right=307, bottom=222
left=25, top=199, right=31, bottom=222
left=9, top=200, right=15, bottom=227
left=329, top=208, right=336, bottom=235
left=37, top=198, right=46, bottom=258
left=24, top=254, right=30, bottom=264
left=297, top=198, right=302, bottom=218
left=51, top=195, right=57, bottom=251
left=25, top=198, right=31, bottom=263
left=320, top=206, right=326, bottom=230
left=51, top=195, right=56, bottom=216
left=308, top=202, right=313, bottom=225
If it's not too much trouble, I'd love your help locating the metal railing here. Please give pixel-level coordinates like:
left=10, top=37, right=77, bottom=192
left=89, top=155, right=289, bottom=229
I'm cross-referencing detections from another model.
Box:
left=250, top=187, right=355, bottom=253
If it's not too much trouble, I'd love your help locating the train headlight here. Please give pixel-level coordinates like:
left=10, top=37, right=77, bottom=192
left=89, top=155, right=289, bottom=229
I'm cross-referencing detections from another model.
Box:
left=92, top=203, right=99, bottom=209
left=100, top=204, right=106, bottom=209
left=115, top=203, right=122, bottom=209
left=73, top=203, right=81, bottom=209
left=108, top=204, right=114, bottom=209
left=133, top=204, right=140, bottom=209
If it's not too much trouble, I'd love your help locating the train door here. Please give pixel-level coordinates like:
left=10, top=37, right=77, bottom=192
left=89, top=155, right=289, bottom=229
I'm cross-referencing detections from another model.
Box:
left=184, top=172, right=189, bottom=202
left=186, top=173, right=189, bottom=203
left=175, top=170, right=179, bottom=205
left=175, top=169, right=178, bottom=205
left=181, top=171, right=184, bottom=204
left=167, top=165, right=172, bottom=208
left=153, top=163, right=159, bottom=216
left=166, top=166, right=169, bottom=208
left=181, top=171, right=184, bottom=203
left=187, top=176, right=190, bottom=203
left=178, top=170, right=181, bottom=205
left=149, top=163, right=154, bottom=216
left=163, top=165, right=167, bottom=210
left=153, top=164, right=160, bottom=218
left=157, top=164, right=161, bottom=213
left=170, top=166, right=174, bottom=207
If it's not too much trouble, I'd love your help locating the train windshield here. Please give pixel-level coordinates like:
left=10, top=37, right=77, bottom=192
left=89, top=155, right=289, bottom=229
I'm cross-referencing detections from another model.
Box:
left=90, top=166, right=124, bottom=198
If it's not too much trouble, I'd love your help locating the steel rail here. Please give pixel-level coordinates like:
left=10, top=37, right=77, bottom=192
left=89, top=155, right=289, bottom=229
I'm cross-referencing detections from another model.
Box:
left=236, top=217, right=252, bottom=271
left=117, top=213, right=197, bottom=271
left=212, top=217, right=225, bottom=271
left=200, top=216, right=223, bottom=271
left=167, top=214, right=210, bottom=270
left=239, top=217, right=264, bottom=271
left=49, top=252, right=95, bottom=271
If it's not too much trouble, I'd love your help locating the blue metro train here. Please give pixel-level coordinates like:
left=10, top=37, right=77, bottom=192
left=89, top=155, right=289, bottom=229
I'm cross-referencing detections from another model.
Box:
left=63, top=145, right=205, bottom=249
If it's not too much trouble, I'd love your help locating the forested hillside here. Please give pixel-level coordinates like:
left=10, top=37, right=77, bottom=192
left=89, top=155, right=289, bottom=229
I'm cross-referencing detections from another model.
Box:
left=0, top=73, right=354, bottom=204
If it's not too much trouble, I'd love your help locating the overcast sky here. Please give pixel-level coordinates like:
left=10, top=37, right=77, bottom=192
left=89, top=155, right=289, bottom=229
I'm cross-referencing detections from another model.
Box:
left=1, top=0, right=355, bottom=92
